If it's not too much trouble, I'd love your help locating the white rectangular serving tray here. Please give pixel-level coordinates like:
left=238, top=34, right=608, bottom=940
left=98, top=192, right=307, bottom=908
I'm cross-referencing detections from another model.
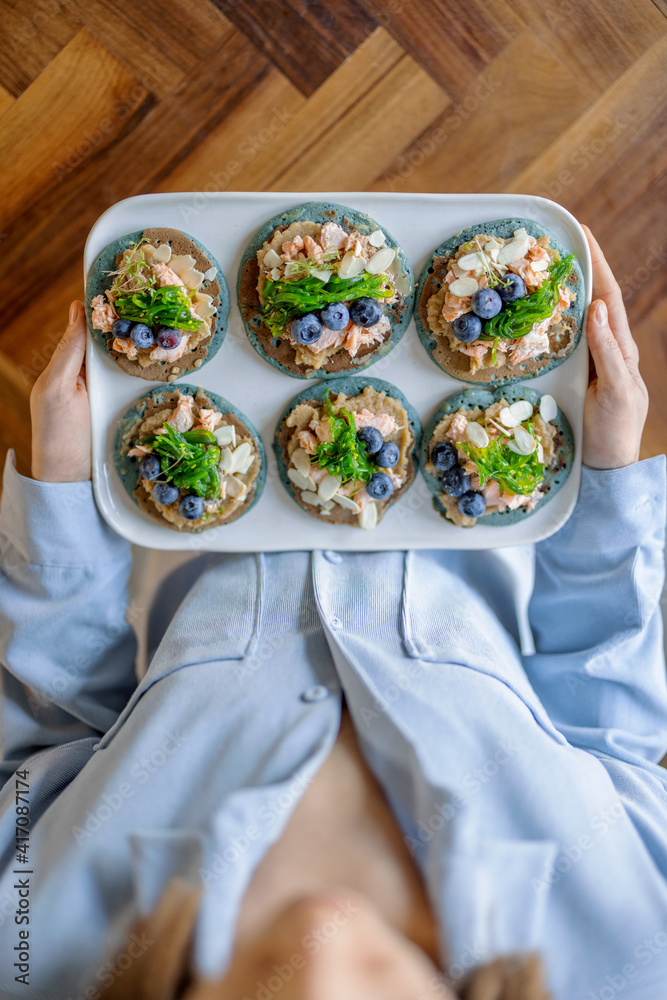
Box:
left=85, top=192, right=590, bottom=552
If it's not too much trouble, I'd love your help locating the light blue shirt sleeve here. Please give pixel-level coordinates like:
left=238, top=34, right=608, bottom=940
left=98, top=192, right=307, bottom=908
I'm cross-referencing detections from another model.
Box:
left=523, top=455, right=667, bottom=764
left=0, top=450, right=138, bottom=788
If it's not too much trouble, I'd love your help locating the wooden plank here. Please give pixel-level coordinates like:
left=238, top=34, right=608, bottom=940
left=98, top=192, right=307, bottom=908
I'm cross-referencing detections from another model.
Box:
left=635, top=299, right=667, bottom=461
left=358, top=0, right=522, bottom=97
left=0, top=0, right=81, bottom=96
left=160, top=68, right=305, bottom=197
left=0, top=29, right=149, bottom=230
left=507, top=35, right=667, bottom=205
left=370, top=29, right=594, bottom=194
left=508, top=0, right=667, bottom=93
left=0, top=29, right=269, bottom=330
left=210, top=0, right=376, bottom=96
left=0, top=83, right=14, bottom=117
left=76, top=0, right=235, bottom=98
left=226, top=29, right=450, bottom=192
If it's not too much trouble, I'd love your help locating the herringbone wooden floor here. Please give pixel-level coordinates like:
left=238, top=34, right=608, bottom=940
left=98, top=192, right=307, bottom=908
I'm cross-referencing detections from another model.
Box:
left=0, top=0, right=665, bottom=478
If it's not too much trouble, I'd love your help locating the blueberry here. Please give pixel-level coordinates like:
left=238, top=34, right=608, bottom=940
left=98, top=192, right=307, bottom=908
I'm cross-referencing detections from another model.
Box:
left=320, top=302, right=350, bottom=331
left=291, top=313, right=323, bottom=345
left=457, top=490, right=487, bottom=518
left=497, top=273, right=526, bottom=303
left=179, top=494, right=205, bottom=520
left=152, top=482, right=179, bottom=505
left=470, top=288, right=502, bottom=320
left=374, top=442, right=400, bottom=468
left=431, top=441, right=457, bottom=472
left=366, top=472, right=394, bottom=499
left=111, top=318, right=133, bottom=339
left=139, top=454, right=161, bottom=480
left=130, top=322, right=155, bottom=349
left=357, top=426, right=383, bottom=454
left=441, top=465, right=471, bottom=498
left=349, top=297, right=383, bottom=327
left=155, top=327, right=182, bottom=350
left=451, top=312, right=482, bottom=343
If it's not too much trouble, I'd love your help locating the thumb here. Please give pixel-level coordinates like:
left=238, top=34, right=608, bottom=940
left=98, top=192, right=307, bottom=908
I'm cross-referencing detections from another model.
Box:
left=586, top=298, right=627, bottom=386
left=46, top=300, right=87, bottom=383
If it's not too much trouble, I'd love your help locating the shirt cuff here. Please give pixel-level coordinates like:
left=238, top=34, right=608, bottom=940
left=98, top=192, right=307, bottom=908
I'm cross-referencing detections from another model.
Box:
left=541, top=454, right=666, bottom=551
left=0, top=449, right=131, bottom=566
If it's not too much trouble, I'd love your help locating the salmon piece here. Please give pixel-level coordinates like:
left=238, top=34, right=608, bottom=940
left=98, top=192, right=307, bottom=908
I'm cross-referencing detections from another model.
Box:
left=483, top=480, right=501, bottom=505
left=458, top=341, right=489, bottom=360
left=127, top=444, right=150, bottom=458
left=307, top=328, right=347, bottom=354
left=343, top=318, right=388, bottom=357
left=497, top=492, right=529, bottom=512
left=309, top=466, right=328, bottom=484
left=311, top=419, right=332, bottom=443
left=196, top=408, right=223, bottom=432
left=166, top=395, right=195, bottom=433
left=149, top=334, right=191, bottom=362
left=445, top=412, right=468, bottom=442
left=297, top=430, right=318, bottom=454
left=442, top=291, right=472, bottom=322
left=152, top=263, right=185, bottom=287
left=508, top=319, right=550, bottom=364
left=319, top=222, right=347, bottom=250
left=507, top=257, right=547, bottom=292
left=344, top=233, right=363, bottom=255
left=281, top=235, right=304, bottom=261
left=112, top=337, right=138, bottom=359
left=302, top=235, right=324, bottom=260
left=353, top=408, right=398, bottom=436
left=92, top=294, right=117, bottom=332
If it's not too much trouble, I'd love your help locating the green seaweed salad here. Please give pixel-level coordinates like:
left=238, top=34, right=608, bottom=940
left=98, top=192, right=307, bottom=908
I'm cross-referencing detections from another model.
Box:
left=311, top=391, right=375, bottom=488
left=106, top=238, right=202, bottom=332
left=458, top=422, right=544, bottom=496
left=138, top=424, right=221, bottom=499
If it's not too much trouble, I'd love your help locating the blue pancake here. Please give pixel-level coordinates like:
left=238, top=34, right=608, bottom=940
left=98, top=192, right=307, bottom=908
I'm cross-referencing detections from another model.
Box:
left=420, top=384, right=574, bottom=527
left=238, top=202, right=414, bottom=379
left=114, top=383, right=265, bottom=533
left=85, top=227, right=230, bottom=381
left=273, top=376, right=421, bottom=526
left=414, top=218, right=585, bottom=386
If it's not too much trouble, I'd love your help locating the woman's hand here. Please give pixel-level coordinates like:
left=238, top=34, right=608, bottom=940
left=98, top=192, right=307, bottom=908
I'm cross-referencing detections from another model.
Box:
left=30, top=300, right=92, bottom=483
left=582, top=226, right=648, bottom=470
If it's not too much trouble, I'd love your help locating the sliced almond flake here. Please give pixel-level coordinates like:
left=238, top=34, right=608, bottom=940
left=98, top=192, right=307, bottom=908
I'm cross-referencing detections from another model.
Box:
left=310, top=268, right=333, bottom=283
left=288, top=467, right=315, bottom=492
left=332, top=492, right=361, bottom=513
left=203, top=266, right=217, bottom=282
left=449, top=276, right=478, bottom=297
left=365, top=246, right=396, bottom=274
left=451, top=259, right=468, bottom=278
left=269, top=267, right=282, bottom=281
left=213, top=424, right=236, bottom=448
left=321, top=500, right=334, bottom=512
left=369, top=229, right=385, bottom=248
left=539, top=394, right=557, bottom=422
left=318, top=473, right=342, bottom=502
left=263, top=248, right=282, bottom=268
left=225, top=475, right=246, bottom=498
left=485, top=238, right=502, bottom=250
left=218, top=446, right=233, bottom=472
left=513, top=228, right=528, bottom=238
left=487, top=416, right=511, bottom=436
left=338, top=251, right=366, bottom=279
left=499, top=407, right=521, bottom=428
left=497, top=237, right=530, bottom=265
left=320, top=510, right=331, bottom=516
left=537, top=442, right=544, bottom=463
left=152, top=243, right=172, bottom=264
left=508, top=399, right=534, bottom=422
left=359, top=502, right=378, bottom=530
left=284, top=261, right=302, bottom=279
left=169, top=254, right=197, bottom=278
left=291, top=448, right=312, bottom=478
left=301, top=490, right=321, bottom=506
left=465, top=422, right=489, bottom=448
left=194, top=293, right=216, bottom=319
left=531, top=259, right=549, bottom=271
left=182, top=267, right=205, bottom=290
left=458, top=251, right=486, bottom=273
left=513, top=426, right=537, bottom=455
